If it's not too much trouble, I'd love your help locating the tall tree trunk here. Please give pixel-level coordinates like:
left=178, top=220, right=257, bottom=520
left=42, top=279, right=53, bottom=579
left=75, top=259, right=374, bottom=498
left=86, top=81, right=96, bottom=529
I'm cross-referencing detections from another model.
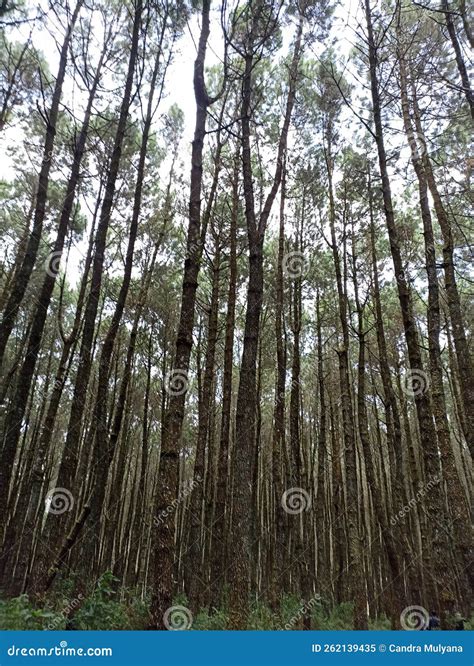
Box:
left=0, top=45, right=106, bottom=589
left=79, top=26, right=169, bottom=576
left=441, top=0, right=473, bottom=119
left=409, top=80, right=474, bottom=456
left=352, top=230, right=405, bottom=628
left=33, top=0, right=144, bottom=594
left=211, top=151, right=238, bottom=604
left=0, top=0, right=84, bottom=369
left=186, top=236, right=221, bottom=608
left=364, top=0, right=455, bottom=613
left=398, top=27, right=473, bottom=606
left=149, top=0, right=214, bottom=628
left=324, top=129, right=367, bottom=629
left=270, top=164, right=287, bottom=608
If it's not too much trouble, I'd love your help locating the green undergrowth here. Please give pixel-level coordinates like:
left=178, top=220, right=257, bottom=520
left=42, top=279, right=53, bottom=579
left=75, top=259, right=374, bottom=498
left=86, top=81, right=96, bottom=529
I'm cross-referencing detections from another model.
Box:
left=1, top=577, right=472, bottom=630
left=0, top=573, right=149, bottom=630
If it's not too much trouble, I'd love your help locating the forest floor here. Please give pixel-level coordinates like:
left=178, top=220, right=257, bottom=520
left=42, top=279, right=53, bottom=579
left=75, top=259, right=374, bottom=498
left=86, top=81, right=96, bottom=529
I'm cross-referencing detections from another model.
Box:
left=1, top=574, right=472, bottom=631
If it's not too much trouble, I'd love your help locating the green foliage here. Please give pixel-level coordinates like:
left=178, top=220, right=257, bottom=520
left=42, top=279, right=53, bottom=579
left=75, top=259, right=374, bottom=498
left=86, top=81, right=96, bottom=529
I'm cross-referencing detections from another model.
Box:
left=72, top=572, right=129, bottom=630
left=0, top=573, right=150, bottom=631
left=279, top=593, right=307, bottom=628
left=369, top=614, right=391, bottom=630
left=4, top=588, right=451, bottom=631
left=247, top=599, right=278, bottom=630
left=312, top=601, right=354, bottom=630
left=193, top=608, right=229, bottom=630
left=0, top=595, right=63, bottom=630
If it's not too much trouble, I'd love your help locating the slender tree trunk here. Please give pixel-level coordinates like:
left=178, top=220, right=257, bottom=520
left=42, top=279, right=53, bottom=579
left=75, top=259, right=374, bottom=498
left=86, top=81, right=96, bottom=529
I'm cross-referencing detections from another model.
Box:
left=0, top=48, right=105, bottom=587
left=0, top=0, right=84, bottom=369
left=211, top=152, right=238, bottom=604
left=186, top=237, right=221, bottom=608
left=149, top=0, right=213, bottom=628
left=324, top=125, right=367, bottom=629
left=80, top=28, right=168, bottom=575
left=228, top=12, right=303, bottom=627
left=409, top=81, right=474, bottom=456
left=364, top=0, right=454, bottom=612
left=398, top=29, right=473, bottom=605
left=270, top=164, right=287, bottom=608
left=33, top=0, right=143, bottom=594
left=441, top=0, right=473, bottom=119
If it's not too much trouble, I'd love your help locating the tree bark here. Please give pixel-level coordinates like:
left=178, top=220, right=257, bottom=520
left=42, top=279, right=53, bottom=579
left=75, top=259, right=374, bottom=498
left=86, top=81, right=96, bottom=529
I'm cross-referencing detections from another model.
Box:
left=0, top=0, right=84, bottom=369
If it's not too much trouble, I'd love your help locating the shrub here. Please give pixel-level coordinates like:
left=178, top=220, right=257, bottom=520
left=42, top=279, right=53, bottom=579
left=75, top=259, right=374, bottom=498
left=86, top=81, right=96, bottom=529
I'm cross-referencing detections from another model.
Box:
left=369, top=614, right=391, bottom=630
left=247, top=599, right=278, bottom=630
left=312, top=601, right=354, bottom=630
left=193, top=607, right=228, bottom=630
left=71, top=572, right=130, bottom=630
left=0, top=595, right=63, bottom=630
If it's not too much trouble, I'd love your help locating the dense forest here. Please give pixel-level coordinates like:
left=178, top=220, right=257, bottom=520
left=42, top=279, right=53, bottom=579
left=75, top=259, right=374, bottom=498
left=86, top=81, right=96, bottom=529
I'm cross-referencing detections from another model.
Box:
left=0, top=0, right=472, bottom=632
